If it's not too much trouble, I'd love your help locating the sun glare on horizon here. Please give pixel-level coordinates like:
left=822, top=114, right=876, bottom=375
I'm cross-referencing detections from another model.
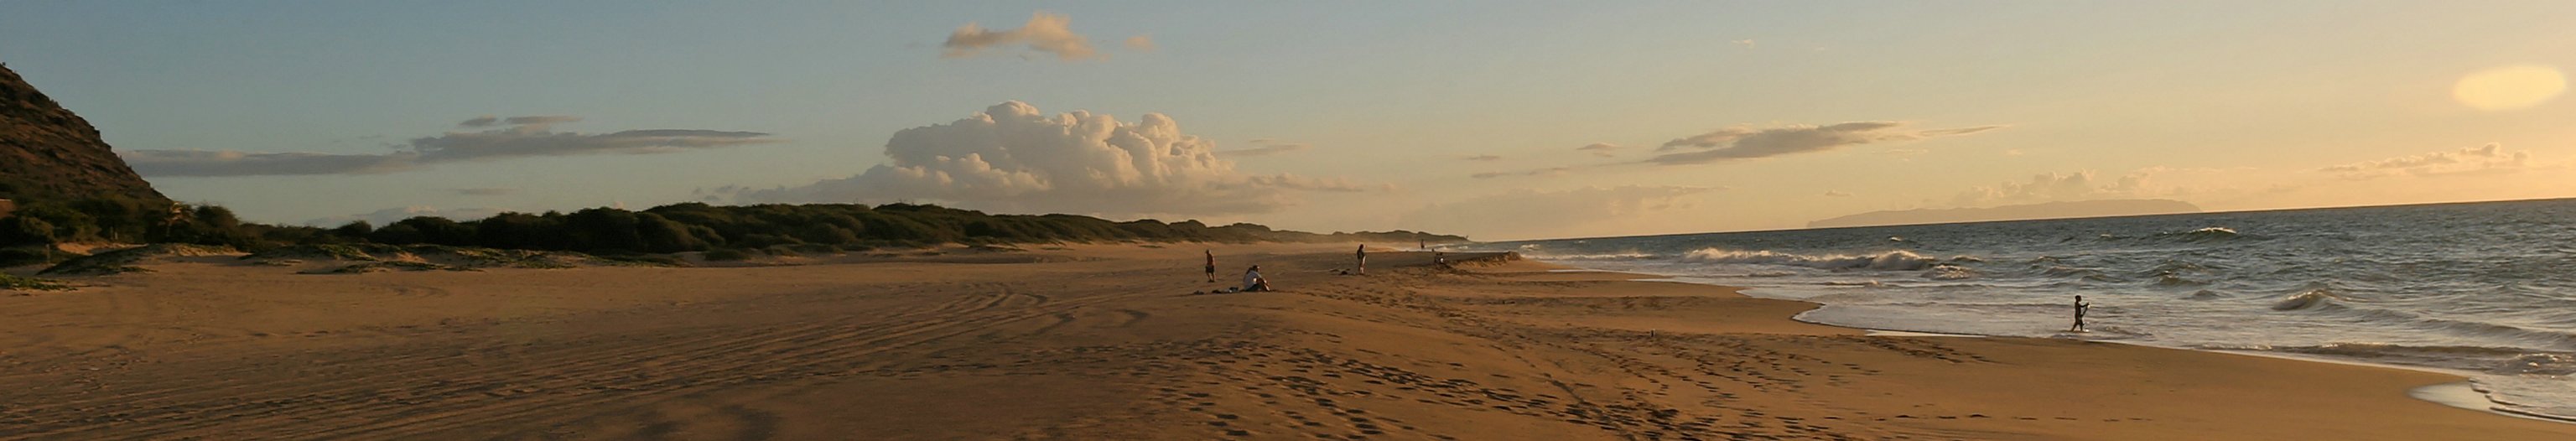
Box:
left=2452, top=65, right=2566, bottom=112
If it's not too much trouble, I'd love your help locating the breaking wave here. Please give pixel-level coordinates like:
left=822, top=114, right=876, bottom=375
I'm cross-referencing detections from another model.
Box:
left=2271, top=288, right=2349, bottom=311
left=1681, top=248, right=1941, bottom=271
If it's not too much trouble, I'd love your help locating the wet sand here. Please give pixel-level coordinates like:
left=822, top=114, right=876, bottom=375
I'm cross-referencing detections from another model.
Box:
left=2, top=243, right=2568, bottom=439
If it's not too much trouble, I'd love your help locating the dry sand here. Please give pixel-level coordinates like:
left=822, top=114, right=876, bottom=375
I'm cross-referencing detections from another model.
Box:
left=3, top=243, right=2570, bottom=440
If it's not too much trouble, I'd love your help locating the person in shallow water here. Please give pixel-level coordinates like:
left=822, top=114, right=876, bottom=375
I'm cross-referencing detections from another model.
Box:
left=1243, top=265, right=1271, bottom=292
left=2070, top=295, right=2091, bottom=332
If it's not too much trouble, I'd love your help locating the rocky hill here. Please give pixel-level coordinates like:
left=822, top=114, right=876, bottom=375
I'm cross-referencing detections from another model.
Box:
left=0, top=63, right=168, bottom=204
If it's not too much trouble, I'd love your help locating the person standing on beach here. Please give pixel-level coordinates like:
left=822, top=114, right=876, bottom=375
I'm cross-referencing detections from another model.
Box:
left=2070, top=295, right=2091, bottom=332
left=1204, top=249, right=1218, bottom=283
left=1355, top=244, right=1368, bottom=275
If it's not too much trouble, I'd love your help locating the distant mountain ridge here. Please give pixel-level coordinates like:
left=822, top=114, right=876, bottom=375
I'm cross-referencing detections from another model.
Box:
left=1810, top=199, right=2202, bottom=229
left=0, top=63, right=168, bottom=204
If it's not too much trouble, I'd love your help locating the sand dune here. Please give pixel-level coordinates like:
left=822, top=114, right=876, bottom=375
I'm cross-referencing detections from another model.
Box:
left=2, top=244, right=2568, bottom=439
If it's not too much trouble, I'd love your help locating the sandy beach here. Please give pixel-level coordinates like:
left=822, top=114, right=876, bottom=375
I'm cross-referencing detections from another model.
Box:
left=3, top=243, right=2570, bottom=440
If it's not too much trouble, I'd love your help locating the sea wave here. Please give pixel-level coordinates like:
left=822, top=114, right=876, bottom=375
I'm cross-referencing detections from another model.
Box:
left=2271, top=288, right=2349, bottom=311
left=2156, top=226, right=2249, bottom=242
left=1523, top=252, right=1661, bottom=261
left=1922, top=264, right=1978, bottom=280
left=1682, top=248, right=1941, bottom=271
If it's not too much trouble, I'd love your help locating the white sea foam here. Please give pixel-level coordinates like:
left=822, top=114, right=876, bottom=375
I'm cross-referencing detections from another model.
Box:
left=1681, top=248, right=1940, bottom=271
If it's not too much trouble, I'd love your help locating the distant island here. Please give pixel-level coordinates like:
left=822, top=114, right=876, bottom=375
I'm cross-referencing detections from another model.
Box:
left=1809, top=199, right=2202, bottom=229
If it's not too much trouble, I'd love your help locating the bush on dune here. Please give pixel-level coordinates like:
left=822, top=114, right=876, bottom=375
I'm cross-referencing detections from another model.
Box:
left=0, top=200, right=1470, bottom=260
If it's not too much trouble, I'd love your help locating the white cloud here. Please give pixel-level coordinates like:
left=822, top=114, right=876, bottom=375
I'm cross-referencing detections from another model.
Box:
left=730, top=101, right=1372, bottom=217
left=1648, top=122, right=2003, bottom=165
left=123, top=117, right=782, bottom=177
left=2319, top=143, right=2534, bottom=179
left=943, top=12, right=1102, bottom=60
left=1395, top=185, right=1719, bottom=240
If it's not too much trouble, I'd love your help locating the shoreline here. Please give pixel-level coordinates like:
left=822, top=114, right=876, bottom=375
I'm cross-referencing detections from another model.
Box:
left=1509, top=252, right=2576, bottom=427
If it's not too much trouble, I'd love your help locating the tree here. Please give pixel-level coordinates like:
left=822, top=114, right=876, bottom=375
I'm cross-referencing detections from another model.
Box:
left=563, top=208, right=644, bottom=252
left=2, top=216, right=57, bottom=246
left=636, top=213, right=709, bottom=253
left=331, top=220, right=374, bottom=241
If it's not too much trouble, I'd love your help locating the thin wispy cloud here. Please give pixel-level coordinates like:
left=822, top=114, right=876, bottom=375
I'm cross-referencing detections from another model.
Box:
left=454, top=188, right=515, bottom=196
left=1471, top=167, right=1571, bottom=179
left=1648, top=122, right=2004, bottom=165
left=1462, top=155, right=1504, bottom=162
left=123, top=117, right=783, bottom=177
left=1398, top=185, right=1721, bottom=240
left=1218, top=138, right=1312, bottom=157
left=1473, top=121, right=2002, bottom=179
left=1125, top=35, right=1156, bottom=51
left=1949, top=170, right=2147, bottom=207
left=1576, top=143, right=1621, bottom=157
left=2319, top=143, right=2534, bottom=179
left=943, top=12, right=1102, bottom=60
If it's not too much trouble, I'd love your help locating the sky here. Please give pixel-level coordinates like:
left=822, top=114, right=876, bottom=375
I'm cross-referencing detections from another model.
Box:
left=3, top=1, right=2571, bottom=241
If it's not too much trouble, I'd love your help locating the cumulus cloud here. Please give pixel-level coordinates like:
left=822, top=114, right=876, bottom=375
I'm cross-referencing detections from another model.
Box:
left=2319, top=143, right=2534, bottom=179
left=728, top=101, right=1374, bottom=217
left=122, top=117, right=783, bottom=177
left=1395, top=185, right=1720, bottom=240
left=1576, top=143, right=1621, bottom=157
left=1218, top=138, right=1311, bottom=157
left=1949, top=171, right=2148, bottom=207
left=943, top=12, right=1101, bottom=60
left=1648, top=122, right=2003, bottom=165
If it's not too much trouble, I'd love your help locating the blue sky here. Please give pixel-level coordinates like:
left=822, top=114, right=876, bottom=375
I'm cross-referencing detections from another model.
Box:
left=5, top=2, right=2571, bottom=239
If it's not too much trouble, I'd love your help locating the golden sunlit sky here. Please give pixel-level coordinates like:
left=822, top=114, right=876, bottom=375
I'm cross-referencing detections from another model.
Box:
left=3, top=2, right=2571, bottom=241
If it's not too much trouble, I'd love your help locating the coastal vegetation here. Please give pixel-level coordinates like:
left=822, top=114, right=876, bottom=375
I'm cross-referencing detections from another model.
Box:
left=0, top=196, right=1462, bottom=263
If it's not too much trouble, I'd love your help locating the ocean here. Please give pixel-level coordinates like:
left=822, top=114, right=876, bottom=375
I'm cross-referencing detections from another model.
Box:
left=1457, top=198, right=2576, bottom=420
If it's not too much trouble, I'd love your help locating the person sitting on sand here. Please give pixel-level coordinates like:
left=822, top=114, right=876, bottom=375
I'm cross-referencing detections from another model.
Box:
left=1243, top=265, right=1272, bottom=292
